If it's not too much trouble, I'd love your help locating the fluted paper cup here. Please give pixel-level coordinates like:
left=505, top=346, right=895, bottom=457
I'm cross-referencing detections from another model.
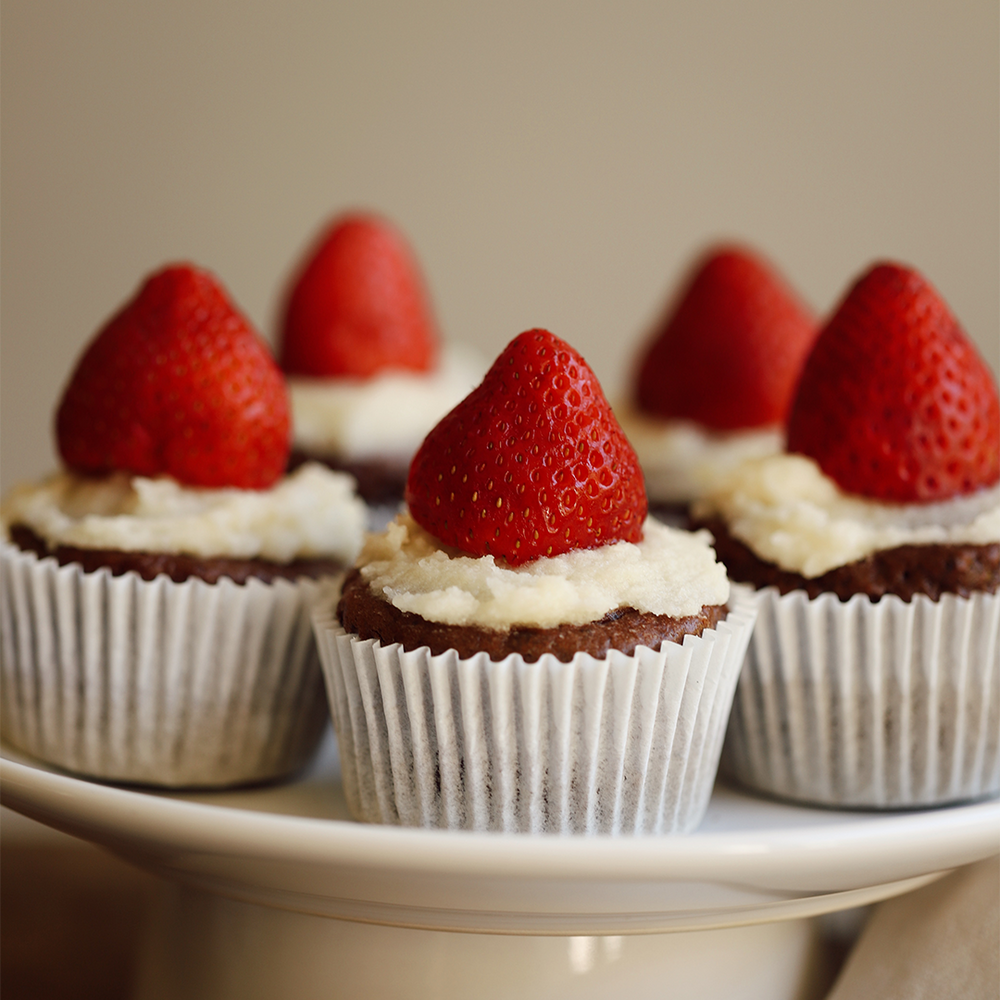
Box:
left=723, top=587, right=1000, bottom=808
left=314, top=586, right=756, bottom=834
left=0, top=542, right=333, bottom=787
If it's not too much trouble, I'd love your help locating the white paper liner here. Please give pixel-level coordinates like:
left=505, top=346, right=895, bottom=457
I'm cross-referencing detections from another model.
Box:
left=723, top=587, right=1000, bottom=808
left=0, top=542, right=333, bottom=787
left=313, top=587, right=757, bottom=834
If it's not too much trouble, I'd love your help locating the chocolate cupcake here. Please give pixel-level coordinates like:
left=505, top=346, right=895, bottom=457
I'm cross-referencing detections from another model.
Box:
left=1, top=265, right=366, bottom=788
left=278, top=211, right=482, bottom=513
left=697, top=262, right=1000, bottom=809
left=314, top=329, right=756, bottom=834
left=337, top=557, right=726, bottom=663
left=616, top=244, right=817, bottom=522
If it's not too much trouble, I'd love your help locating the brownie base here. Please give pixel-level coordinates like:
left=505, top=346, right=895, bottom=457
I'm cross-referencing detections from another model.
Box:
left=289, top=450, right=407, bottom=506
left=646, top=500, right=691, bottom=528
left=336, top=568, right=725, bottom=663
left=8, top=524, right=345, bottom=586
left=698, top=518, right=1000, bottom=602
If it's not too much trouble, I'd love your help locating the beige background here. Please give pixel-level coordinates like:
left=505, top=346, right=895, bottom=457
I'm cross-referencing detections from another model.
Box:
left=2, top=0, right=998, bottom=493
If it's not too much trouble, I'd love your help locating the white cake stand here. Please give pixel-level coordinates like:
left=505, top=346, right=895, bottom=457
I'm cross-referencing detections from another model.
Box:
left=3, top=732, right=998, bottom=1000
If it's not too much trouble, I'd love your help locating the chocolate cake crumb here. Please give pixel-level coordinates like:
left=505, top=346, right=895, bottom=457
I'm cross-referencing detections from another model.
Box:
left=336, top=568, right=725, bottom=663
left=647, top=500, right=691, bottom=527
left=698, top=518, right=999, bottom=602
left=8, top=524, right=345, bottom=586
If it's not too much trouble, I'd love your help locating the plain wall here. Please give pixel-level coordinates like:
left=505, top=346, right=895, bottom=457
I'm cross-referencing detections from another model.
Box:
left=2, top=0, right=998, bottom=492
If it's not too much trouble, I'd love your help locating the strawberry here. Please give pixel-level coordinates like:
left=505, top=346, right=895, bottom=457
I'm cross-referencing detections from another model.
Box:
left=56, top=264, right=290, bottom=490
left=634, top=245, right=817, bottom=430
left=278, top=212, right=438, bottom=378
left=787, top=262, right=1000, bottom=503
left=406, top=329, right=647, bottom=566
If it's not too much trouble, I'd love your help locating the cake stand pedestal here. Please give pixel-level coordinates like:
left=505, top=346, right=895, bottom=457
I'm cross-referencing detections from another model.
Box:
left=4, top=734, right=997, bottom=1000
left=131, top=883, right=828, bottom=1000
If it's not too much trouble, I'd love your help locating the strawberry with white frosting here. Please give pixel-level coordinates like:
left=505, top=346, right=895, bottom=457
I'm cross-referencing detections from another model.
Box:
left=618, top=244, right=818, bottom=517
left=278, top=212, right=482, bottom=507
left=1, top=263, right=365, bottom=788
left=704, top=261, right=1000, bottom=809
left=698, top=262, right=1000, bottom=599
left=315, top=328, right=757, bottom=834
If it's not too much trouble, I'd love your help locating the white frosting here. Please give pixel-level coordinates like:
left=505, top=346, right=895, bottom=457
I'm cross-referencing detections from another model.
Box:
left=355, top=512, right=730, bottom=629
left=614, top=402, right=783, bottom=503
left=289, top=344, right=485, bottom=461
left=693, top=452, right=1000, bottom=578
left=1, top=463, right=367, bottom=564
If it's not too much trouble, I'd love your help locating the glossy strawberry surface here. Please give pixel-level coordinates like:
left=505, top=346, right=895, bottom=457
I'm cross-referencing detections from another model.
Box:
left=279, top=212, right=438, bottom=378
left=635, top=245, right=817, bottom=430
left=57, top=264, right=290, bottom=489
left=406, top=329, right=647, bottom=565
left=787, top=262, right=999, bottom=502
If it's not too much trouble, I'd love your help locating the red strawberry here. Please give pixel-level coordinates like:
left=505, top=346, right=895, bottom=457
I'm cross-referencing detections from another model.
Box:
left=278, top=212, right=438, bottom=378
left=787, top=262, right=1000, bottom=503
left=634, top=245, right=817, bottom=430
left=56, top=264, right=290, bottom=490
left=406, top=329, right=647, bottom=566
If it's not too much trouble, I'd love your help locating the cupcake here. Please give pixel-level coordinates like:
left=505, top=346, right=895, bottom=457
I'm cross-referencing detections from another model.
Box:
left=695, top=262, right=1000, bottom=808
left=313, top=328, right=757, bottom=834
left=616, top=245, right=817, bottom=522
left=1, top=264, right=366, bottom=788
left=277, top=211, right=482, bottom=514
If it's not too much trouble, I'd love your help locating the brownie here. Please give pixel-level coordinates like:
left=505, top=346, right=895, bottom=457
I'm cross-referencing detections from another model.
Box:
left=8, top=524, right=345, bottom=586
left=647, top=500, right=691, bottom=528
left=288, top=450, right=406, bottom=506
left=699, top=517, right=1000, bottom=602
left=336, top=568, right=725, bottom=663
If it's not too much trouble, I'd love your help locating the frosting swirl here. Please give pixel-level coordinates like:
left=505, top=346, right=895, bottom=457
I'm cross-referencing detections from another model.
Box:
left=615, top=403, right=783, bottom=503
left=355, top=512, right=730, bottom=629
left=289, top=344, right=484, bottom=461
left=694, top=453, right=1000, bottom=577
left=1, top=462, right=366, bottom=564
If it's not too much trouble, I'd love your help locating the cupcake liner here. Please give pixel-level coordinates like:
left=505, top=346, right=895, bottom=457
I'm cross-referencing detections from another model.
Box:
left=723, top=587, right=1000, bottom=808
left=313, top=587, right=757, bottom=834
left=0, top=542, right=333, bottom=787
